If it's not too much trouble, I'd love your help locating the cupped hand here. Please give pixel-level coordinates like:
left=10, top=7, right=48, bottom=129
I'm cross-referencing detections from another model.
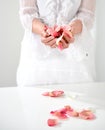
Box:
left=41, top=30, right=57, bottom=48
left=57, top=31, right=74, bottom=49
left=69, top=19, right=83, bottom=35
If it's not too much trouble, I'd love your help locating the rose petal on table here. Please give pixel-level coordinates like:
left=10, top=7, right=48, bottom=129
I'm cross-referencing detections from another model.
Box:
left=42, top=92, right=49, bottom=96
left=51, top=90, right=64, bottom=97
left=42, top=90, right=64, bottom=97
left=64, top=105, right=73, bottom=111
left=47, top=119, right=58, bottom=127
left=67, top=110, right=79, bottom=117
left=79, top=110, right=95, bottom=120
left=50, top=109, right=68, bottom=119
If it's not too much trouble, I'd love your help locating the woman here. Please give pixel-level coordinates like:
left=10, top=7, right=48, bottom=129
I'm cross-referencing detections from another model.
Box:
left=17, top=0, right=96, bottom=86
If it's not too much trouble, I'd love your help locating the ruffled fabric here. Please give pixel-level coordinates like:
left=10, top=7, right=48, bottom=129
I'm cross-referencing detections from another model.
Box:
left=38, top=0, right=57, bottom=26
left=19, top=0, right=39, bottom=31
left=38, top=0, right=81, bottom=26
left=57, top=0, right=81, bottom=25
left=19, top=0, right=81, bottom=29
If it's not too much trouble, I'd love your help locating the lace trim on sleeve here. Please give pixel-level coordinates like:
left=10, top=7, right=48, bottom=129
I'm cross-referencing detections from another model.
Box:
left=71, top=0, right=96, bottom=30
left=19, top=0, right=39, bottom=31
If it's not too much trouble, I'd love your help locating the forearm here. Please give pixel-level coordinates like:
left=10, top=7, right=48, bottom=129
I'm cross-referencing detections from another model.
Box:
left=32, top=18, right=46, bottom=35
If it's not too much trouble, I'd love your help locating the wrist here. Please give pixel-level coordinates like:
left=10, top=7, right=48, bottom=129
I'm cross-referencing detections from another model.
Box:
left=32, top=18, right=46, bottom=35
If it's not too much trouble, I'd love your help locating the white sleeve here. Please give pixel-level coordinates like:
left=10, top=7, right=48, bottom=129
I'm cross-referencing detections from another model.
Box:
left=69, top=0, right=96, bottom=61
left=19, top=0, right=39, bottom=31
left=73, top=0, right=96, bottom=30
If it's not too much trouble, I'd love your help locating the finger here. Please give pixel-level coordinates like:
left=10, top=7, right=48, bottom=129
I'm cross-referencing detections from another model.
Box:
left=48, top=38, right=56, bottom=46
left=69, top=37, right=75, bottom=43
left=62, top=32, right=75, bottom=45
left=61, top=38, right=68, bottom=48
left=60, top=38, right=69, bottom=49
left=45, top=36, right=55, bottom=44
left=51, top=44, right=57, bottom=48
left=41, top=36, right=55, bottom=44
left=62, top=43, right=69, bottom=49
left=41, top=30, right=49, bottom=37
left=56, top=36, right=67, bottom=49
left=62, top=33, right=71, bottom=43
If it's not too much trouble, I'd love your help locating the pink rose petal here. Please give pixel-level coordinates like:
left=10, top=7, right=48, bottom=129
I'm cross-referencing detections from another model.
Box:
left=45, top=25, right=73, bottom=50
left=67, top=110, right=79, bottom=117
left=42, top=90, right=64, bottom=97
left=51, top=90, right=64, bottom=97
left=64, top=105, right=73, bottom=112
left=50, top=109, right=68, bottom=119
left=79, top=110, right=95, bottom=120
left=47, top=119, right=58, bottom=127
left=42, top=92, right=49, bottom=96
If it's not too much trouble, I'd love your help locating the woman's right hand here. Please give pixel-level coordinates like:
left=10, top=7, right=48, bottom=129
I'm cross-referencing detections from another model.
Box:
left=41, top=30, right=57, bottom=48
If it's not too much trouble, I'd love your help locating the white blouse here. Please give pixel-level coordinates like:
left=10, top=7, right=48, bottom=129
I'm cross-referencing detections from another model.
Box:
left=17, top=0, right=96, bottom=86
left=19, top=0, right=95, bottom=31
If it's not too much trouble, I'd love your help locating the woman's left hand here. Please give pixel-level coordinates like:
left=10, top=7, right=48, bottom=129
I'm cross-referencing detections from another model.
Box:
left=58, top=32, right=74, bottom=49
left=69, top=19, right=83, bottom=35
left=59, top=19, right=82, bottom=50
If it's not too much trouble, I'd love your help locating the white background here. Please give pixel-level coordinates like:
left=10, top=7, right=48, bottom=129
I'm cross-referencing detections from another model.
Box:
left=0, top=0, right=105, bottom=87
left=0, top=0, right=23, bottom=86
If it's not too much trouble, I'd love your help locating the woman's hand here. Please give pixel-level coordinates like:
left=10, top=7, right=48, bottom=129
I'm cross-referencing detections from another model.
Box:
left=58, top=19, right=82, bottom=49
left=69, top=19, right=83, bottom=35
left=41, top=30, right=57, bottom=48
left=41, top=20, right=82, bottom=50
left=41, top=31, right=74, bottom=49
left=58, top=32, right=74, bottom=49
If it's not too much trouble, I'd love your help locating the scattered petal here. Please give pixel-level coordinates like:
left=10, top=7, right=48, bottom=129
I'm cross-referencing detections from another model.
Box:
left=51, top=110, right=68, bottom=119
left=42, top=90, right=64, bottom=97
left=47, top=119, right=58, bottom=127
left=79, top=110, right=95, bottom=120
left=42, top=92, right=49, bottom=96
left=51, top=90, right=64, bottom=97
left=67, top=110, right=79, bottom=117
left=64, top=105, right=73, bottom=111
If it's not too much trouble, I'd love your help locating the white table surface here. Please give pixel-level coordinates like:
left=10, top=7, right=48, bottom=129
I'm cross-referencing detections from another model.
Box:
left=0, top=82, right=105, bottom=130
